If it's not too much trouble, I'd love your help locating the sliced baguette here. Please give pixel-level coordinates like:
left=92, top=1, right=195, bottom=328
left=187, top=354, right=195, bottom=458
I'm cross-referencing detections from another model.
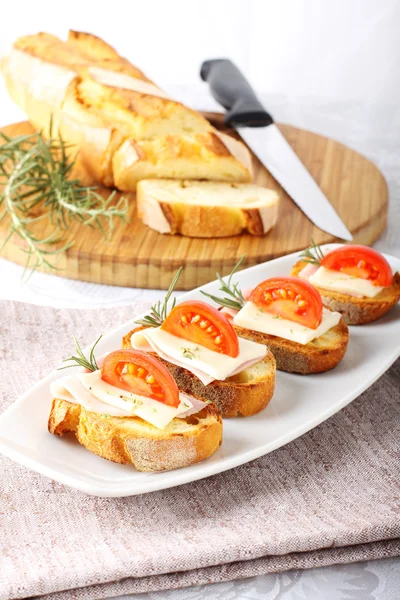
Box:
left=122, top=328, right=276, bottom=418
left=233, top=318, right=349, bottom=374
left=2, top=31, right=252, bottom=189
left=136, top=180, right=279, bottom=237
left=292, top=260, right=400, bottom=325
left=112, top=132, right=252, bottom=190
left=48, top=397, right=222, bottom=472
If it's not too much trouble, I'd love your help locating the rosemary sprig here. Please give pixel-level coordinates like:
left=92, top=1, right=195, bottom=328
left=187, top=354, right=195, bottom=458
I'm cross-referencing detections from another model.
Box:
left=200, top=255, right=246, bottom=311
left=58, top=335, right=102, bottom=372
left=299, top=237, right=325, bottom=265
left=0, top=128, right=128, bottom=279
left=135, top=267, right=183, bottom=327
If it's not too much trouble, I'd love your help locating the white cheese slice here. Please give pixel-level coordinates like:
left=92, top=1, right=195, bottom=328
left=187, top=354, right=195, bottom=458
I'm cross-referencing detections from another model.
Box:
left=88, top=67, right=171, bottom=99
left=51, top=371, right=197, bottom=430
left=309, top=266, right=384, bottom=298
left=50, top=375, right=128, bottom=417
left=132, top=327, right=266, bottom=382
left=233, top=302, right=341, bottom=345
left=78, top=370, right=192, bottom=429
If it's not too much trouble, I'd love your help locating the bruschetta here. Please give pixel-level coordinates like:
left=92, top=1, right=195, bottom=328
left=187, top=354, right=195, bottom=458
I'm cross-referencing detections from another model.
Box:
left=48, top=340, right=222, bottom=472
left=292, top=243, right=400, bottom=325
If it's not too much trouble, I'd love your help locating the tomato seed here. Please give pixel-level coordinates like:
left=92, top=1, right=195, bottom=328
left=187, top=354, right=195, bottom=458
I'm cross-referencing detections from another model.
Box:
left=200, top=320, right=209, bottom=329
left=192, top=314, right=201, bottom=323
left=214, top=336, right=222, bottom=345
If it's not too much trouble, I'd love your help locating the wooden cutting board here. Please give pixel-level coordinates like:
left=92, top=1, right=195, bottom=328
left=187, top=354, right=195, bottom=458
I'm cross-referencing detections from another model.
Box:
left=0, top=115, right=388, bottom=290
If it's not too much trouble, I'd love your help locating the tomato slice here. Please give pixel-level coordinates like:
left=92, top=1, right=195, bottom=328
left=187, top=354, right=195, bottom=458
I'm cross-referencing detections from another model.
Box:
left=249, top=276, right=323, bottom=329
left=321, top=245, right=393, bottom=286
left=101, top=349, right=180, bottom=407
left=162, top=300, right=239, bottom=357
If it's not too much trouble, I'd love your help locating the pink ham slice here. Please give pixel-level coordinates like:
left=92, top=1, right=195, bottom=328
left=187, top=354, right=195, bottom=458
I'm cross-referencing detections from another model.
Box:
left=299, top=263, right=319, bottom=279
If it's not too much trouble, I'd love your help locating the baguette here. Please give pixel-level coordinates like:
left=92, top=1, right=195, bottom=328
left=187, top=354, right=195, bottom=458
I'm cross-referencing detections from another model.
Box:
left=291, top=261, right=400, bottom=325
left=136, top=179, right=279, bottom=237
left=48, top=397, right=222, bottom=472
left=233, top=318, right=349, bottom=374
left=2, top=31, right=252, bottom=189
left=122, top=328, right=276, bottom=418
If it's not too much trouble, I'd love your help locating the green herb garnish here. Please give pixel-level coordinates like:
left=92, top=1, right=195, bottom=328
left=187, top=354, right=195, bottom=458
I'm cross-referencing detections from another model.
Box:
left=299, top=237, right=325, bottom=266
left=58, top=335, right=102, bottom=372
left=181, top=346, right=200, bottom=360
left=135, top=267, right=183, bottom=327
left=0, top=125, right=127, bottom=279
left=201, top=255, right=246, bottom=310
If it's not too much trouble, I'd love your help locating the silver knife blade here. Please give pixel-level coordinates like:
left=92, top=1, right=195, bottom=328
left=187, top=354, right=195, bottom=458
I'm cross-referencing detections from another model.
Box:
left=237, top=124, right=353, bottom=241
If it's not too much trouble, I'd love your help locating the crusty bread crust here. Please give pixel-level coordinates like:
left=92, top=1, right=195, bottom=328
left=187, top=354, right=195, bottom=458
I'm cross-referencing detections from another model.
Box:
left=48, top=398, right=222, bottom=472
left=136, top=180, right=279, bottom=237
left=2, top=31, right=253, bottom=190
left=292, top=260, right=400, bottom=325
left=122, top=328, right=276, bottom=418
left=234, top=318, right=349, bottom=375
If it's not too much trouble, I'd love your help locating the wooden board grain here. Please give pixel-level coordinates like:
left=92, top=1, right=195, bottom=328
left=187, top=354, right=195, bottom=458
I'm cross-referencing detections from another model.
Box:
left=0, top=115, right=388, bottom=289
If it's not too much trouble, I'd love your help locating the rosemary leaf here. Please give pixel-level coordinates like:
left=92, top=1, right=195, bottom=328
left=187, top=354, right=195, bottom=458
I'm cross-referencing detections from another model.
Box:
left=135, top=267, right=183, bottom=327
left=0, top=126, right=128, bottom=278
left=299, top=237, right=325, bottom=265
left=201, top=256, right=246, bottom=311
left=58, top=335, right=102, bottom=372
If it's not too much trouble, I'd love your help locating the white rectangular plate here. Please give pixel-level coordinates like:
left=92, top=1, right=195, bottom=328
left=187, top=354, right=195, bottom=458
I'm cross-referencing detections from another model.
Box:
left=0, top=245, right=399, bottom=497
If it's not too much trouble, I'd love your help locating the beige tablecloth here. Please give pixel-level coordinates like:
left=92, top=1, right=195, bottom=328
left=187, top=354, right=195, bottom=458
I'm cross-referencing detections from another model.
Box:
left=0, top=301, right=399, bottom=600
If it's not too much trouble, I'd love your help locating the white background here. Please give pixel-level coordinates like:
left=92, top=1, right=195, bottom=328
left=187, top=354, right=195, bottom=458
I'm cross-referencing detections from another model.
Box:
left=1, top=2, right=399, bottom=599
left=0, top=0, right=399, bottom=127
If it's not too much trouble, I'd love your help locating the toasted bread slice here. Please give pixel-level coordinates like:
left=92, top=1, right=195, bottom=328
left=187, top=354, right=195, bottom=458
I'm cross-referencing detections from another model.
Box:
left=136, top=180, right=279, bottom=237
left=48, top=397, right=222, bottom=472
left=2, top=31, right=252, bottom=189
left=112, top=132, right=252, bottom=190
left=233, top=318, right=349, bottom=374
left=122, top=328, right=276, bottom=418
left=292, top=261, right=400, bottom=325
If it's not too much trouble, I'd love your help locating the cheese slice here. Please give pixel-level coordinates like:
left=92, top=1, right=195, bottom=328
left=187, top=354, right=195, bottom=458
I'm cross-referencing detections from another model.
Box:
left=233, top=302, right=341, bottom=345
left=50, top=370, right=201, bottom=430
left=309, top=266, right=384, bottom=298
left=131, top=327, right=266, bottom=384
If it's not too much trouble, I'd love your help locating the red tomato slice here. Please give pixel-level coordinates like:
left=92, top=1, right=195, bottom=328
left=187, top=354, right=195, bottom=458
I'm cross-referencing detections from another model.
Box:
left=321, top=245, right=393, bottom=286
left=162, top=300, right=239, bottom=358
left=101, top=349, right=179, bottom=407
left=249, top=276, right=323, bottom=329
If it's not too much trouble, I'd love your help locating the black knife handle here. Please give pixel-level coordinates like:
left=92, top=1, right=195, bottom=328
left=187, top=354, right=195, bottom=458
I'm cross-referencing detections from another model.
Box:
left=200, top=59, right=273, bottom=128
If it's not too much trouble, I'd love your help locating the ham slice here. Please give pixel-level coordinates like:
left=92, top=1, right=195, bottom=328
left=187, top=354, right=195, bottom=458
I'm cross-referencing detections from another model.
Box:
left=299, top=263, right=319, bottom=279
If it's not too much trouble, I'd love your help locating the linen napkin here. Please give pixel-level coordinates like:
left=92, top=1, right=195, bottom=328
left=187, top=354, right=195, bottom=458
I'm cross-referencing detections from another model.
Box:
left=0, top=300, right=399, bottom=600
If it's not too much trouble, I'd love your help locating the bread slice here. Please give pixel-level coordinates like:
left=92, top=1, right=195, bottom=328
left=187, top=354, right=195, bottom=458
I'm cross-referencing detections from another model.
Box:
left=48, top=397, right=222, bottom=472
left=122, top=328, right=276, bottom=418
left=233, top=318, right=349, bottom=374
left=136, top=179, right=279, bottom=237
left=112, top=132, right=252, bottom=190
left=2, top=31, right=252, bottom=189
left=292, top=261, right=400, bottom=325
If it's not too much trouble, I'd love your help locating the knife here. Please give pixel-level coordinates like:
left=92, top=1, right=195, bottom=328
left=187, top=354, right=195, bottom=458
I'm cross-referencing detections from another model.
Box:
left=200, top=59, right=352, bottom=241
